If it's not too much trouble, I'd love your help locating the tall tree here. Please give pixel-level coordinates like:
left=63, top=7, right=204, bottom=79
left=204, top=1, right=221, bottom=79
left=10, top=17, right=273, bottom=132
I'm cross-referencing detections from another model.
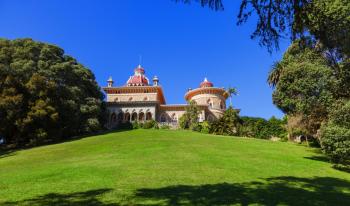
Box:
left=226, top=87, right=238, bottom=107
left=178, top=0, right=350, bottom=57
left=0, top=38, right=106, bottom=146
left=270, top=40, right=337, bottom=137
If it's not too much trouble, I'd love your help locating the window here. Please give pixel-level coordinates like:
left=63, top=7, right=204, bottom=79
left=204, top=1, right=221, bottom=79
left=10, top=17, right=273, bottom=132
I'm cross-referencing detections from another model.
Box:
left=160, top=113, right=168, bottom=122
left=171, top=113, right=177, bottom=122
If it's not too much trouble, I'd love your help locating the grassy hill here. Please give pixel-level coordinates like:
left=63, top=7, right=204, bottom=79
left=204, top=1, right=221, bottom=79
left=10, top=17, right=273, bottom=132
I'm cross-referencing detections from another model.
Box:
left=0, top=129, right=349, bottom=205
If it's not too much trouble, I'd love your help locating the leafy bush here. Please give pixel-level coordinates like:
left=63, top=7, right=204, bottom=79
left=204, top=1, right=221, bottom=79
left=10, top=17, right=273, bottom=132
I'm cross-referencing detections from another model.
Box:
left=320, top=124, right=350, bottom=165
left=320, top=101, right=350, bottom=165
left=179, top=101, right=199, bottom=130
left=179, top=115, right=189, bottom=129
left=143, top=120, right=158, bottom=129
left=160, top=124, right=171, bottom=130
left=199, top=121, right=210, bottom=134
left=118, top=122, right=132, bottom=130
left=210, top=107, right=241, bottom=136
left=132, top=121, right=140, bottom=129
left=239, top=116, right=287, bottom=139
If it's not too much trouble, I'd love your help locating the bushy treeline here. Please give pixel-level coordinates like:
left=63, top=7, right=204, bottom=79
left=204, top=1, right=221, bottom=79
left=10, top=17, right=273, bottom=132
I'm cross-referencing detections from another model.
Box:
left=179, top=102, right=287, bottom=140
left=0, top=39, right=106, bottom=147
left=239, top=116, right=287, bottom=140
left=268, top=39, right=350, bottom=166
left=117, top=120, right=170, bottom=130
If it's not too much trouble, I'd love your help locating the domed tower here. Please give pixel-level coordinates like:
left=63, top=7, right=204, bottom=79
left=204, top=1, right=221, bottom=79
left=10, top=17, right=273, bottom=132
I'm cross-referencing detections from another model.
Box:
left=184, top=78, right=228, bottom=120
left=126, top=65, right=150, bottom=86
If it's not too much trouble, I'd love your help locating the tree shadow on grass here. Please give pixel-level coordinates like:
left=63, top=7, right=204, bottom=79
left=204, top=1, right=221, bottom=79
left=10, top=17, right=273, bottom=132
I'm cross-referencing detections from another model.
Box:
left=304, top=155, right=330, bottom=163
left=0, top=149, right=16, bottom=159
left=1, top=188, right=118, bottom=206
left=134, top=176, right=350, bottom=206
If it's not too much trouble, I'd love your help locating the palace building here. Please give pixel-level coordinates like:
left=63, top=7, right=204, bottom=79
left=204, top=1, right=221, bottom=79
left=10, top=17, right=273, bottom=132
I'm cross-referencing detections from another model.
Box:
left=103, top=65, right=228, bottom=128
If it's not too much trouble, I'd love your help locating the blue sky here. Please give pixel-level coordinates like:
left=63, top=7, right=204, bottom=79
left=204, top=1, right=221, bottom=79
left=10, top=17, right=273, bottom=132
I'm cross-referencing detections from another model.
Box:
left=0, top=0, right=290, bottom=119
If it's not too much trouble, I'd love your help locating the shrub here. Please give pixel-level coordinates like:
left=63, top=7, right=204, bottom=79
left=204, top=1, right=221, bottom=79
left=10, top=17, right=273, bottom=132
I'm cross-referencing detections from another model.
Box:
left=179, top=100, right=200, bottom=130
left=160, top=124, right=170, bottom=130
left=179, top=115, right=189, bottom=129
left=239, top=116, right=287, bottom=140
left=320, top=124, right=350, bottom=164
left=118, top=122, right=132, bottom=130
left=143, top=120, right=158, bottom=129
left=199, top=121, right=210, bottom=134
left=132, top=121, right=140, bottom=129
left=320, top=101, right=350, bottom=165
left=210, top=107, right=241, bottom=136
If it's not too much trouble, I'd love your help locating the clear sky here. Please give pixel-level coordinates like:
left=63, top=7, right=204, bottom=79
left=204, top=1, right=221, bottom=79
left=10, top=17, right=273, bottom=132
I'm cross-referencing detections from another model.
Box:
left=0, top=0, right=290, bottom=119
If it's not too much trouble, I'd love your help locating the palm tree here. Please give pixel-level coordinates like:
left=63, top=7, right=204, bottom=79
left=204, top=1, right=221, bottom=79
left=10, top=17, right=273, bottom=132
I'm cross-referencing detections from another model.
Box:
left=267, top=61, right=283, bottom=88
left=226, top=87, right=238, bottom=107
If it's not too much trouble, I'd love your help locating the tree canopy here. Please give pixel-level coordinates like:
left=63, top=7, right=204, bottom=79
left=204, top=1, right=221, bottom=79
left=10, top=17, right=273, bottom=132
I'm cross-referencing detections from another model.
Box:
left=178, top=0, right=350, bottom=57
left=0, top=38, right=106, bottom=146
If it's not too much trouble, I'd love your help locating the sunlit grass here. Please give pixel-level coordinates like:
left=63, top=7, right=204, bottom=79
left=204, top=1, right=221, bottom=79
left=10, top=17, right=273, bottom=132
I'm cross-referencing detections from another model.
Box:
left=0, top=129, right=349, bottom=205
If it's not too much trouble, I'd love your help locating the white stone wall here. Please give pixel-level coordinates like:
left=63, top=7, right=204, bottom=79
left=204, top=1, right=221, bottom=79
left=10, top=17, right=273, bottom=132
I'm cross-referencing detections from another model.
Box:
left=189, top=93, right=226, bottom=119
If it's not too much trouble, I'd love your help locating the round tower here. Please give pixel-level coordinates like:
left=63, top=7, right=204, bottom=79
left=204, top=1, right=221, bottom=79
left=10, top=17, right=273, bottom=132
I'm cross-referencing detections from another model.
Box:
left=184, top=78, right=228, bottom=119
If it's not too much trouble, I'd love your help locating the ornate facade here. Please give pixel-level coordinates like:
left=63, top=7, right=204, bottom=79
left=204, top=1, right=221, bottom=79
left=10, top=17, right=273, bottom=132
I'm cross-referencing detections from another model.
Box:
left=103, top=65, right=228, bottom=128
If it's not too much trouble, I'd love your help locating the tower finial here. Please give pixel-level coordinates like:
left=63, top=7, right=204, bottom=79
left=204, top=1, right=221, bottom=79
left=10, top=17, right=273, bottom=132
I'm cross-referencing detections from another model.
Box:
left=139, top=54, right=142, bottom=67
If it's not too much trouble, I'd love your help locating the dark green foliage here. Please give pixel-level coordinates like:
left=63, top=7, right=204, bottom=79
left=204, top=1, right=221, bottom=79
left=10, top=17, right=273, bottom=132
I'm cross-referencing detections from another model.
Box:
left=328, top=101, right=350, bottom=128
left=269, top=40, right=337, bottom=137
left=320, top=124, right=350, bottom=165
left=239, top=116, right=287, bottom=140
left=179, top=100, right=200, bottom=130
left=118, top=122, right=133, bottom=130
left=181, top=1, right=350, bottom=58
left=238, top=0, right=350, bottom=57
left=0, top=38, right=105, bottom=146
left=210, top=107, right=241, bottom=136
left=320, top=101, right=350, bottom=165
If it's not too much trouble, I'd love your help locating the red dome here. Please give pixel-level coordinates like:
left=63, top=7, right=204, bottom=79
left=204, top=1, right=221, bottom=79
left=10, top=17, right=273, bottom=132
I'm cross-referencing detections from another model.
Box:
left=127, top=75, right=149, bottom=86
left=134, top=66, right=145, bottom=74
left=200, top=78, right=214, bottom=88
left=126, top=65, right=149, bottom=86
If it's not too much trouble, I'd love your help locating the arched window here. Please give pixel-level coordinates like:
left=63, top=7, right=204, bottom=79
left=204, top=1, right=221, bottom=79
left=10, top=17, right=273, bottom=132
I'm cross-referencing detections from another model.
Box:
left=131, top=112, right=137, bottom=121
left=171, top=113, right=177, bottom=122
left=160, top=113, right=168, bottom=122
left=111, top=113, right=117, bottom=123
left=207, top=99, right=213, bottom=109
left=139, top=112, right=145, bottom=121
left=124, top=113, right=130, bottom=122
left=207, top=114, right=215, bottom=122
left=117, top=112, right=123, bottom=121
left=220, top=101, right=224, bottom=109
left=146, top=112, right=152, bottom=120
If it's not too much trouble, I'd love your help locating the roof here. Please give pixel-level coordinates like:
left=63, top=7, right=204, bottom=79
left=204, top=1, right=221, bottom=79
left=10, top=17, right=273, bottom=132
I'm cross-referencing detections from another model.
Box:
left=126, top=65, right=150, bottom=86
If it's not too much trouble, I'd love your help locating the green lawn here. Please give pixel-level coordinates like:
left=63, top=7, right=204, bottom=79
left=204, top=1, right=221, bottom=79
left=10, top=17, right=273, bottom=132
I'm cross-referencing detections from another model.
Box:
left=0, top=129, right=349, bottom=205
